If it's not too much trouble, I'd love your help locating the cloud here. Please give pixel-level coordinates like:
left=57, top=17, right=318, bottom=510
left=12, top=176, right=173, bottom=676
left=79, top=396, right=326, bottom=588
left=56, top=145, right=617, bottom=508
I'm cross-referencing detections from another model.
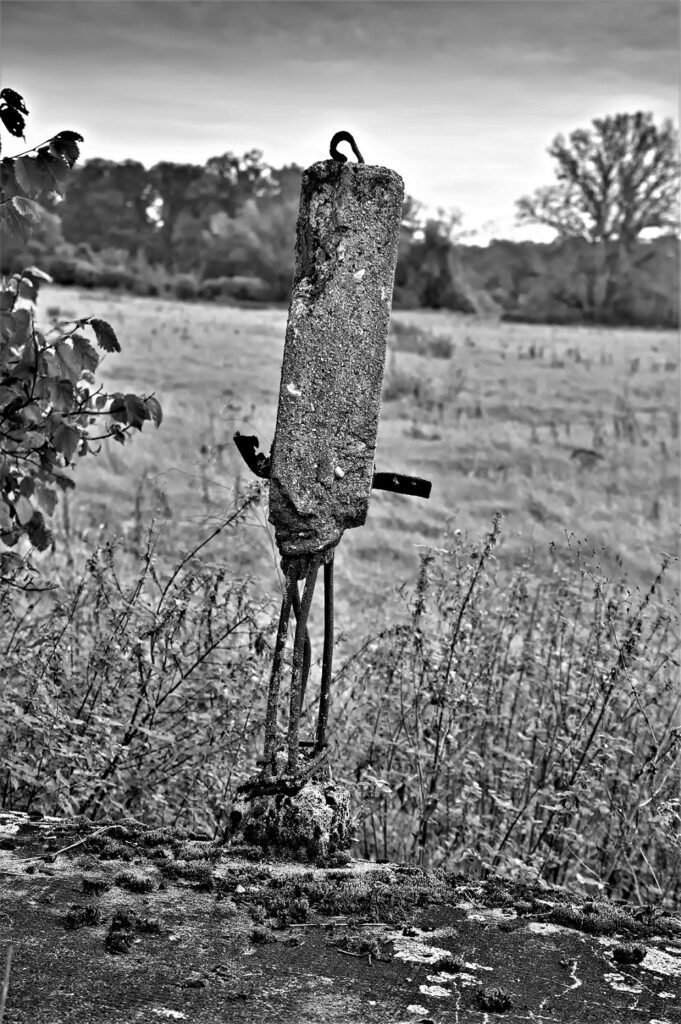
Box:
left=2, top=0, right=677, bottom=230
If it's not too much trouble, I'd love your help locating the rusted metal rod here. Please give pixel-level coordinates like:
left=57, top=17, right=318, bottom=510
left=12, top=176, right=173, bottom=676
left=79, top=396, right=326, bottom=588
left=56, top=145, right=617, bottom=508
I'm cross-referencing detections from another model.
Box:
left=287, top=556, right=321, bottom=772
left=262, top=564, right=296, bottom=770
left=316, top=554, right=335, bottom=754
left=292, top=578, right=313, bottom=714
left=233, top=435, right=431, bottom=500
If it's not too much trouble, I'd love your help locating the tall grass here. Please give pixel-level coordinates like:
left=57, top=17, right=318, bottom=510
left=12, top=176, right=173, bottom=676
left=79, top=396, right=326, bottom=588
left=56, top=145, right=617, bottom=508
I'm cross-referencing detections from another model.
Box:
left=1, top=507, right=678, bottom=907
left=0, top=487, right=272, bottom=830
left=338, top=520, right=679, bottom=907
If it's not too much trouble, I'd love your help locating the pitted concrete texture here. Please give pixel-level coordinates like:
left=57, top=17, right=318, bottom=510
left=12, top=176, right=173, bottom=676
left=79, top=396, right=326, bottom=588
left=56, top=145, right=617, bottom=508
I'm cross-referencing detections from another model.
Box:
left=0, top=811, right=679, bottom=1023
left=268, top=158, right=404, bottom=559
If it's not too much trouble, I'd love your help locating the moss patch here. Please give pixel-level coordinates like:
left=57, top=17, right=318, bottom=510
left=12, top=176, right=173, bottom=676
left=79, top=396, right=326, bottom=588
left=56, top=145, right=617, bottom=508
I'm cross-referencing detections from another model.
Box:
left=227, top=782, right=355, bottom=861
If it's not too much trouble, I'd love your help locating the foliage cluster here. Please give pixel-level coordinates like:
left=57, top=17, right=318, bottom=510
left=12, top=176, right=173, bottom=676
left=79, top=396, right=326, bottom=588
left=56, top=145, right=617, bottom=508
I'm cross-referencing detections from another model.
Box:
left=2, top=108, right=678, bottom=326
left=0, top=89, right=161, bottom=574
left=1, top=512, right=677, bottom=908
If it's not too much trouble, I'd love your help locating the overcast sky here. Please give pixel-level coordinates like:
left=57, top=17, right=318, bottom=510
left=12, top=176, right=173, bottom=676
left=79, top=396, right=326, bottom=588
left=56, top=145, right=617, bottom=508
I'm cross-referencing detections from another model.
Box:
left=2, top=0, right=679, bottom=241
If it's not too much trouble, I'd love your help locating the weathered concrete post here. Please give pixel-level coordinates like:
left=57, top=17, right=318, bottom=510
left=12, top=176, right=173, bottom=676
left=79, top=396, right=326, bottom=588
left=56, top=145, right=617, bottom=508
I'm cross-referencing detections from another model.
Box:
left=231, top=133, right=430, bottom=861
left=268, top=155, right=405, bottom=560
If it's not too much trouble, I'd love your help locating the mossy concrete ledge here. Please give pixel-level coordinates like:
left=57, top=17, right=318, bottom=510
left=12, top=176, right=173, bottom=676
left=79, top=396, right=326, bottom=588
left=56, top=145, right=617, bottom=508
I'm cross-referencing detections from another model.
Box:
left=1, top=811, right=680, bottom=1024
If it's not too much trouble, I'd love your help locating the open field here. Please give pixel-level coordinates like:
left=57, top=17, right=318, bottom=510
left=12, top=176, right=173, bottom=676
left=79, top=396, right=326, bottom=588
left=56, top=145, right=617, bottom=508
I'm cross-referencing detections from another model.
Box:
left=37, top=284, right=680, bottom=631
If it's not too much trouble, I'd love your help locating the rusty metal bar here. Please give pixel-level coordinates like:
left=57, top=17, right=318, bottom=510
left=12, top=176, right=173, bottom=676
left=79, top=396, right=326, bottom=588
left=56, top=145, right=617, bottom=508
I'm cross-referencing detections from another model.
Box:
left=233, top=435, right=432, bottom=500
left=291, top=579, right=312, bottom=713
left=261, top=564, right=296, bottom=770
left=315, top=554, right=335, bottom=755
left=287, top=556, right=321, bottom=772
left=233, top=432, right=270, bottom=479
left=372, top=471, right=432, bottom=499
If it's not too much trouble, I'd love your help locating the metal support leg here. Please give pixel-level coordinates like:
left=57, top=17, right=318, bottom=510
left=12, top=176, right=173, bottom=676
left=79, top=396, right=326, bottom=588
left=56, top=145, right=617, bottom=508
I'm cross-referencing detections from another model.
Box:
left=316, top=554, right=335, bottom=755
left=287, top=557, right=320, bottom=773
left=291, top=578, right=312, bottom=714
left=262, top=563, right=296, bottom=773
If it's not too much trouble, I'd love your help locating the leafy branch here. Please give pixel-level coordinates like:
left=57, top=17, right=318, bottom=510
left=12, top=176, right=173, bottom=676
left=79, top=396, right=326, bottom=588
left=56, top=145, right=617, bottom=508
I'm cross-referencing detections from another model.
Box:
left=0, top=88, right=162, bottom=580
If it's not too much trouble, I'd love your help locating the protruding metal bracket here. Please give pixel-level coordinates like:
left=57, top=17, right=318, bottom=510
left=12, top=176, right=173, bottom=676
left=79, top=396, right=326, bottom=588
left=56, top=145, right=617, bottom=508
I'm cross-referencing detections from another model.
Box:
left=233, top=433, right=431, bottom=499
left=372, top=471, right=431, bottom=499
left=233, top=432, right=270, bottom=479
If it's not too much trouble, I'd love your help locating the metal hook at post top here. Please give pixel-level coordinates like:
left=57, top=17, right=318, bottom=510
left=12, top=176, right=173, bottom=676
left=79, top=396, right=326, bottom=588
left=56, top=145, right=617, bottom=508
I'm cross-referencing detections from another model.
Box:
left=330, top=130, right=364, bottom=164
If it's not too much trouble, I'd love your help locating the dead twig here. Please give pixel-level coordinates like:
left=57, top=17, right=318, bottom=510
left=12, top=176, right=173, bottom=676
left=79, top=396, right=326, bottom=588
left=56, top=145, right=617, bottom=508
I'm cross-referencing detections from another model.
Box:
left=331, top=947, right=373, bottom=961
left=22, top=824, right=121, bottom=863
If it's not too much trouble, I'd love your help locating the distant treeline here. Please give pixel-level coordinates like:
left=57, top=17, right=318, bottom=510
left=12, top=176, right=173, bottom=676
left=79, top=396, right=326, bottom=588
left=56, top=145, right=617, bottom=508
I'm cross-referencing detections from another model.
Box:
left=2, top=153, right=678, bottom=327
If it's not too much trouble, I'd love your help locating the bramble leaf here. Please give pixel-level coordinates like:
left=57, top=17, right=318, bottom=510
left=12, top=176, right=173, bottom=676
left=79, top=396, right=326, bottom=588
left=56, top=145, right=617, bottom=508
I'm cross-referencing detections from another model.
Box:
left=35, top=147, right=70, bottom=195
left=109, top=395, right=127, bottom=423
left=0, top=105, right=25, bottom=138
left=20, top=402, right=43, bottom=425
left=10, top=196, right=41, bottom=222
left=53, top=130, right=82, bottom=143
left=12, top=307, right=31, bottom=339
left=13, top=156, right=37, bottom=195
left=123, top=393, right=151, bottom=430
left=0, top=551, right=25, bottom=576
left=0, top=201, right=31, bottom=242
left=71, top=334, right=99, bottom=374
left=49, top=377, right=75, bottom=411
left=18, top=278, right=38, bottom=303
left=0, top=89, right=28, bottom=115
left=55, top=340, right=84, bottom=384
left=23, top=266, right=52, bottom=286
left=50, top=131, right=83, bottom=168
left=0, top=384, right=21, bottom=409
left=17, top=336, right=38, bottom=374
left=26, top=509, right=52, bottom=551
left=35, top=485, right=58, bottom=516
left=52, top=423, right=81, bottom=463
left=89, top=318, right=120, bottom=353
left=13, top=495, right=34, bottom=525
left=145, top=395, right=163, bottom=427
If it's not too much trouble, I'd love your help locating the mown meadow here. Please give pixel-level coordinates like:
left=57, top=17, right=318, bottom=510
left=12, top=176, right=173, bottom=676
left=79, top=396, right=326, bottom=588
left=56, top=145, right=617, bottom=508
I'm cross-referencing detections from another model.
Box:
left=2, top=283, right=679, bottom=907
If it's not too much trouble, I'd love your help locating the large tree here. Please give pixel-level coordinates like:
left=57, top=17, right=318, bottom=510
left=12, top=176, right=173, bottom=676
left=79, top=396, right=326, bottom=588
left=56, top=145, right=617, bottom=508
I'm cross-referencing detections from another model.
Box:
left=60, top=158, right=153, bottom=253
left=197, top=149, right=275, bottom=216
left=147, top=160, right=204, bottom=261
left=517, top=112, right=679, bottom=246
left=516, top=112, right=679, bottom=320
left=147, top=151, right=275, bottom=269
